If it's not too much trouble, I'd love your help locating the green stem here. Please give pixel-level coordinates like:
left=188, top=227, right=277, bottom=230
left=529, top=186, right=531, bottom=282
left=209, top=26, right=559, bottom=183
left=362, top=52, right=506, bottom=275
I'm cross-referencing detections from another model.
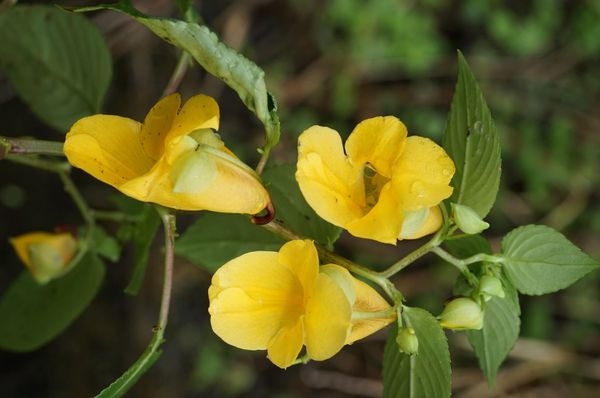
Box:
left=161, top=51, right=192, bottom=97
left=58, top=171, right=94, bottom=226
left=255, top=148, right=270, bottom=175
left=1, top=137, right=65, bottom=157
left=91, top=210, right=140, bottom=223
left=157, top=208, right=176, bottom=331
left=4, top=153, right=69, bottom=173
left=378, top=229, right=444, bottom=279
left=431, top=246, right=502, bottom=285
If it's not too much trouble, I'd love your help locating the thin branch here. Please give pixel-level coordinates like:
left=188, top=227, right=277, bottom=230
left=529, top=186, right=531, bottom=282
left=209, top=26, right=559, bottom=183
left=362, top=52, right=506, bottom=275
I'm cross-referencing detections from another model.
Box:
left=161, top=51, right=192, bottom=97
left=1, top=137, right=65, bottom=157
left=157, top=209, right=176, bottom=331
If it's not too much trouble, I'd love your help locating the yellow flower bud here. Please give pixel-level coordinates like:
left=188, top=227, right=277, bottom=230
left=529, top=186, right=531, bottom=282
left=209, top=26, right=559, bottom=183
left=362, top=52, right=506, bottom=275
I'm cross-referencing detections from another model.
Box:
left=10, top=231, right=77, bottom=284
left=439, top=297, right=484, bottom=330
left=396, top=327, right=419, bottom=355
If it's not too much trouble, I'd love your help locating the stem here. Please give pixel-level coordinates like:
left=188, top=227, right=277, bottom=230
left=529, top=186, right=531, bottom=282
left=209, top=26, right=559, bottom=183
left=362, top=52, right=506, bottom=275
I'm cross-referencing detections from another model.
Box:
left=58, top=171, right=94, bottom=226
left=431, top=246, right=503, bottom=285
left=157, top=209, right=176, bottom=331
left=4, top=153, right=69, bottom=173
left=255, top=148, right=270, bottom=175
left=1, top=137, right=65, bottom=157
left=162, top=52, right=192, bottom=97
left=378, top=229, right=444, bottom=278
left=91, top=210, right=140, bottom=223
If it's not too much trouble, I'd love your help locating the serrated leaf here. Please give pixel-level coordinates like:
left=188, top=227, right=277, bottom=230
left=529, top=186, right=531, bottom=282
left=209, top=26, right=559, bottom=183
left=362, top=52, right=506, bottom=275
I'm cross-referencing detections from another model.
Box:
left=175, top=213, right=284, bottom=273
left=0, top=5, right=111, bottom=131
left=383, top=307, right=451, bottom=398
left=75, top=0, right=280, bottom=152
left=95, top=331, right=163, bottom=398
left=262, top=164, right=341, bottom=248
left=501, top=224, right=600, bottom=295
left=443, top=51, right=501, bottom=218
left=0, top=254, right=105, bottom=352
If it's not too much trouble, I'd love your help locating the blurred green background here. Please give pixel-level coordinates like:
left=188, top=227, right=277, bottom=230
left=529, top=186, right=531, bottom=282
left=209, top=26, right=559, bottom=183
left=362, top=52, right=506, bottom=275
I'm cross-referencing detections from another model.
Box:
left=1, top=0, right=599, bottom=397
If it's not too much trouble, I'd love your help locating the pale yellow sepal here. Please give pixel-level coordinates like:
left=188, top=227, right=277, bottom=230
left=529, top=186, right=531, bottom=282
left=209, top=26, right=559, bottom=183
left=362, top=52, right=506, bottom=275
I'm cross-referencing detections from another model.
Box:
left=10, top=231, right=77, bottom=284
left=296, top=117, right=455, bottom=244
left=64, top=94, right=269, bottom=214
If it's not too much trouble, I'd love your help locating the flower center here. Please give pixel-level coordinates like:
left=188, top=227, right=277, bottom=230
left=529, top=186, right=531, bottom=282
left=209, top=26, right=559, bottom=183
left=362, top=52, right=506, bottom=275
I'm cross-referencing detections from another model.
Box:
left=363, top=163, right=390, bottom=209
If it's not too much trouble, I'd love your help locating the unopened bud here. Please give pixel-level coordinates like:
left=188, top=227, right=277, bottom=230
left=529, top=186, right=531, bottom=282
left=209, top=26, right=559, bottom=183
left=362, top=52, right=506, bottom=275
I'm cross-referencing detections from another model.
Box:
left=396, top=327, right=419, bottom=355
left=451, top=203, right=489, bottom=235
left=478, top=275, right=505, bottom=300
left=439, top=297, right=484, bottom=330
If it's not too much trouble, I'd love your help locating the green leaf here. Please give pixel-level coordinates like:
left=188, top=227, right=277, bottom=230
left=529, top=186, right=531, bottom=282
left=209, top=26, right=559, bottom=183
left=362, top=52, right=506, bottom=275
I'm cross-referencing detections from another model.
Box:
left=75, top=0, right=280, bottom=153
left=262, top=164, right=342, bottom=248
left=466, top=277, right=520, bottom=387
left=0, top=254, right=105, bottom=352
left=443, top=51, right=501, bottom=218
left=95, top=331, right=163, bottom=398
left=90, top=226, right=121, bottom=262
left=0, top=5, right=112, bottom=131
left=124, top=205, right=161, bottom=295
left=383, top=307, right=451, bottom=398
left=176, top=213, right=284, bottom=273
left=501, top=224, right=600, bottom=295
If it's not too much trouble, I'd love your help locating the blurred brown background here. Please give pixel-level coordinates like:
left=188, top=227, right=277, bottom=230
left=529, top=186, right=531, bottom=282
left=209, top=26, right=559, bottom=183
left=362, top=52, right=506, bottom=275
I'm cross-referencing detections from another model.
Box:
left=1, top=0, right=599, bottom=397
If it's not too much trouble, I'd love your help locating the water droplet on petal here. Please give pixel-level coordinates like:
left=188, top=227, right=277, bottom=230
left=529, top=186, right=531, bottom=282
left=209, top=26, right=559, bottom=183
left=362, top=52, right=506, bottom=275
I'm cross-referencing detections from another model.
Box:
left=442, top=168, right=451, bottom=176
left=410, top=181, right=427, bottom=198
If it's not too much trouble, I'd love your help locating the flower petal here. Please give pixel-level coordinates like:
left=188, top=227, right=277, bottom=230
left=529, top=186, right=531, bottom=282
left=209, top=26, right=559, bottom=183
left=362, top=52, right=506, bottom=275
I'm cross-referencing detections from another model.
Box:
left=347, top=278, right=394, bottom=344
left=209, top=251, right=304, bottom=350
left=140, top=93, right=181, bottom=160
left=392, top=136, right=455, bottom=211
left=278, top=240, right=318, bottom=296
left=345, top=116, right=407, bottom=177
left=119, top=150, right=269, bottom=213
left=165, top=94, right=220, bottom=145
left=296, top=126, right=365, bottom=227
left=345, top=183, right=403, bottom=244
left=64, top=115, right=154, bottom=187
left=304, top=273, right=352, bottom=361
left=267, top=318, right=304, bottom=369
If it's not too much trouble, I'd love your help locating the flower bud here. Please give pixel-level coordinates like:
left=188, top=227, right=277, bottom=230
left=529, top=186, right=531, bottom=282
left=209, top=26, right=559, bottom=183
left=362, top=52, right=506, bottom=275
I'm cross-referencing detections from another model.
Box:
left=10, top=232, right=77, bottom=284
left=451, top=203, right=489, bottom=235
left=478, top=275, right=505, bottom=300
left=439, top=297, right=484, bottom=330
left=396, top=327, right=419, bottom=355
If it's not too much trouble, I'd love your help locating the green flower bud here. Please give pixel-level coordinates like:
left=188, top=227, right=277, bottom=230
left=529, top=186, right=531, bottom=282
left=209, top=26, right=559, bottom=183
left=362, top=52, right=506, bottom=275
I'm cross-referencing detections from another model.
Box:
left=439, top=297, right=484, bottom=330
left=451, top=203, right=490, bottom=235
left=478, top=275, right=505, bottom=300
left=396, top=327, right=419, bottom=355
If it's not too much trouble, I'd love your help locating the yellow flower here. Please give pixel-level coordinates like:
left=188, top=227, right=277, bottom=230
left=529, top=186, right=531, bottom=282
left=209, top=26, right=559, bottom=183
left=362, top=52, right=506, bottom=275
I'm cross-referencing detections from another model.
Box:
left=10, top=231, right=77, bottom=284
left=296, top=116, right=455, bottom=244
left=64, top=94, right=269, bottom=214
left=208, top=240, right=394, bottom=368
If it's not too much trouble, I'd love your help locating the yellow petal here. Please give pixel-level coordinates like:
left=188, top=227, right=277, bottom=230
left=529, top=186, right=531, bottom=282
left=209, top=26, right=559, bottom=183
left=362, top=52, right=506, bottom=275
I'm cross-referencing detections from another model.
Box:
left=165, top=94, right=220, bottom=146
left=392, top=136, right=455, bottom=211
left=296, top=126, right=365, bottom=227
left=278, top=240, right=318, bottom=296
left=345, top=183, right=403, bottom=244
left=119, top=150, right=269, bottom=213
left=304, top=273, right=352, bottom=361
left=401, top=206, right=443, bottom=240
left=345, top=116, right=407, bottom=177
left=320, top=264, right=357, bottom=306
left=64, top=115, right=155, bottom=188
left=347, top=278, right=394, bottom=344
left=209, top=251, right=304, bottom=350
left=140, top=93, right=181, bottom=160
left=267, top=318, right=304, bottom=369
